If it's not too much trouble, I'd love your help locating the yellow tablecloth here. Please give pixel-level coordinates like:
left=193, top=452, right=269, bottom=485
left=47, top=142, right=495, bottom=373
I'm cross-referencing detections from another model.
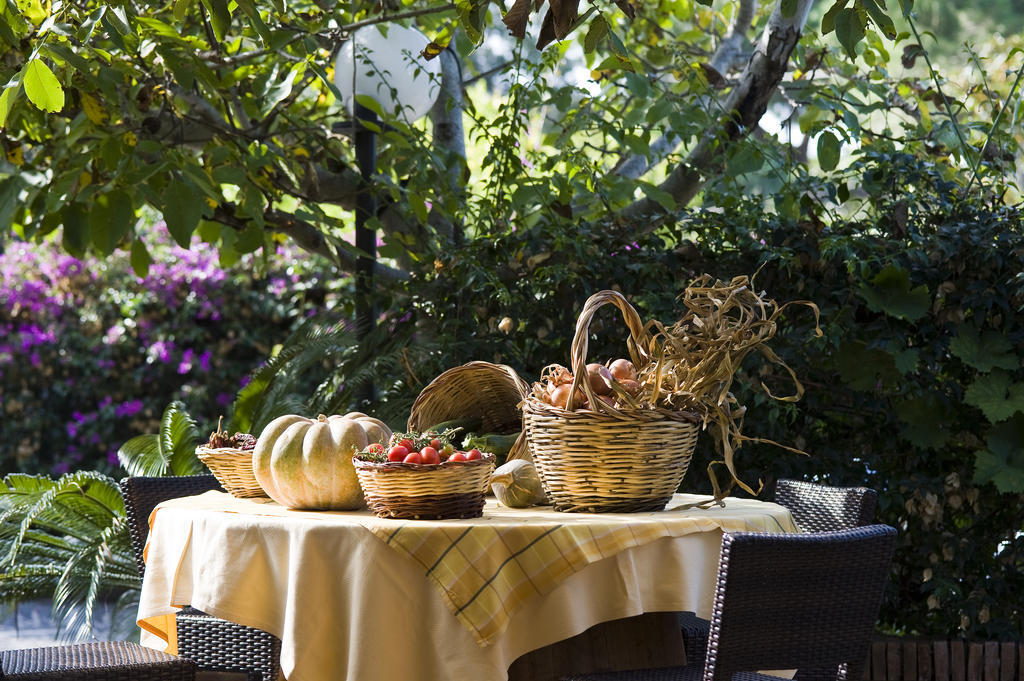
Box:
left=138, top=492, right=796, bottom=681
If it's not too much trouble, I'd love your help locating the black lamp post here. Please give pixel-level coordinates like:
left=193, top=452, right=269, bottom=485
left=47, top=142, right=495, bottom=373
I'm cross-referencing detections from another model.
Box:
left=353, top=102, right=377, bottom=404
left=334, top=24, right=441, bottom=406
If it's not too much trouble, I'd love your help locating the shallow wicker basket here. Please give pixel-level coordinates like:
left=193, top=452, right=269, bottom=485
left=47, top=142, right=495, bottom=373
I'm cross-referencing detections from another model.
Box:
left=408, top=361, right=530, bottom=462
left=522, top=290, right=700, bottom=513
left=195, top=446, right=266, bottom=498
left=353, top=454, right=496, bottom=519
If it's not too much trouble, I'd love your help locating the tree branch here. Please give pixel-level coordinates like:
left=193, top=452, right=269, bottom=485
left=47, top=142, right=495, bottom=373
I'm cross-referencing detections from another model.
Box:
left=212, top=204, right=409, bottom=280
left=614, top=0, right=761, bottom=181
left=617, top=0, right=814, bottom=226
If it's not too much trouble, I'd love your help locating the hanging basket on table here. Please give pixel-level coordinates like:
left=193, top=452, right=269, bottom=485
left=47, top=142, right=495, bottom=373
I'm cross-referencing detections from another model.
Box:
left=353, top=454, right=496, bottom=519
left=407, top=361, right=530, bottom=464
left=196, top=446, right=266, bottom=498
left=522, top=290, right=700, bottom=513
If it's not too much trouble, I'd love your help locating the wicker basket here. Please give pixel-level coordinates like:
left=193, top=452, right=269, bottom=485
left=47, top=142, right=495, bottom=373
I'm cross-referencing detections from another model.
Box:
left=408, top=361, right=530, bottom=462
left=195, top=446, right=266, bottom=498
left=353, top=454, right=496, bottom=519
left=522, top=290, right=700, bottom=513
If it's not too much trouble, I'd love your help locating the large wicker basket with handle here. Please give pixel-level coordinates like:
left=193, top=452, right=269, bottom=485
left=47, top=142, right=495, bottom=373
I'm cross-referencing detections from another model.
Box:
left=522, top=290, right=700, bottom=513
left=408, top=361, right=530, bottom=462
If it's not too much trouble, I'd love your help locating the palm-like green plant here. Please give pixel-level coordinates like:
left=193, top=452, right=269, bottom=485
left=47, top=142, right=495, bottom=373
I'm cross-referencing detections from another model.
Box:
left=0, top=471, right=138, bottom=641
left=229, top=315, right=433, bottom=434
left=116, top=401, right=206, bottom=477
left=0, top=402, right=205, bottom=641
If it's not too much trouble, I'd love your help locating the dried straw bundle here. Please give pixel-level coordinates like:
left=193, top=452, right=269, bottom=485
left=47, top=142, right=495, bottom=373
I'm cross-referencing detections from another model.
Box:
left=635, top=273, right=821, bottom=499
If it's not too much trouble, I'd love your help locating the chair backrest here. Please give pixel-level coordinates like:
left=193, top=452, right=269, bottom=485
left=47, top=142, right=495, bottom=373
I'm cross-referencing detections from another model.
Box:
left=703, top=525, right=897, bottom=681
left=119, top=475, right=223, bottom=579
left=774, top=479, right=878, bottom=532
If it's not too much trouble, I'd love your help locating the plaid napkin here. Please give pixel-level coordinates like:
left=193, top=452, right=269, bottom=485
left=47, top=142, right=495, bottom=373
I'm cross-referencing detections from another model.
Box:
left=364, top=494, right=797, bottom=645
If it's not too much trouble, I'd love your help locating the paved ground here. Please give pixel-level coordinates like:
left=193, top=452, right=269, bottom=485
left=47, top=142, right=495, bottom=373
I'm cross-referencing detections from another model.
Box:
left=0, top=599, right=111, bottom=650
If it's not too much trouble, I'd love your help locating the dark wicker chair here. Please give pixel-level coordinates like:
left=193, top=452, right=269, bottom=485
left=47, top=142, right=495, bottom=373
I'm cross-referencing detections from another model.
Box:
left=119, top=476, right=282, bottom=681
left=563, top=524, right=897, bottom=681
left=679, top=480, right=879, bottom=670
left=0, top=640, right=195, bottom=680
left=774, top=480, right=878, bottom=533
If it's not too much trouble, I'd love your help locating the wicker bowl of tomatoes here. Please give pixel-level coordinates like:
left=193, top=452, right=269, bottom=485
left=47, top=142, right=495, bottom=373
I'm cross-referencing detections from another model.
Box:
left=353, top=429, right=496, bottom=520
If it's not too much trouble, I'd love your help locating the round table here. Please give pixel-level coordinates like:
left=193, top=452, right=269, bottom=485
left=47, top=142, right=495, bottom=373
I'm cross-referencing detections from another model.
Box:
left=138, top=491, right=797, bottom=681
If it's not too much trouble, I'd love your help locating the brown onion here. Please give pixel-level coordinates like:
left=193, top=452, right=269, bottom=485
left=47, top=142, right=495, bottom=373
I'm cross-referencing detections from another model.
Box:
left=617, top=378, right=641, bottom=396
left=608, top=358, right=637, bottom=381
left=585, top=363, right=613, bottom=395
left=549, top=383, right=580, bottom=409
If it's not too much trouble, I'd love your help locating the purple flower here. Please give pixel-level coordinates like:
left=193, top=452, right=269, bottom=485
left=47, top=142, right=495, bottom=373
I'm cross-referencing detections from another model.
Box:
left=216, top=392, right=233, bottom=407
left=107, top=449, right=120, bottom=467
left=199, top=351, right=212, bottom=373
left=148, top=340, right=175, bottom=363
left=177, top=348, right=194, bottom=375
left=52, top=462, right=70, bottom=475
left=115, top=399, right=144, bottom=418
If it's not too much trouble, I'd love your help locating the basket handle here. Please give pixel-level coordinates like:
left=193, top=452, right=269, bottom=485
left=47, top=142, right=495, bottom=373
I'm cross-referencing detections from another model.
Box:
left=566, top=290, right=650, bottom=414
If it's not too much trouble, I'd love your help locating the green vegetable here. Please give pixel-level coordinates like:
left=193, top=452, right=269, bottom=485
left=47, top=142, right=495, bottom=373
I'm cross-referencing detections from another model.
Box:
left=425, top=417, right=483, bottom=433
left=462, top=432, right=519, bottom=463
left=490, top=459, right=547, bottom=508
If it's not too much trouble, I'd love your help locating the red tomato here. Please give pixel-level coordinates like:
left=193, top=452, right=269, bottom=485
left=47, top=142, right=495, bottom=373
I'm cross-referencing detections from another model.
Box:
left=403, top=451, right=423, bottom=464
left=420, top=446, right=440, bottom=464
left=467, top=448, right=482, bottom=460
left=398, top=438, right=415, bottom=450
left=388, top=445, right=409, bottom=462
left=448, top=451, right=467, bottom=462
left=429, top=438, right=442, bottom=450
left=367, top=443, right=385, bottom=455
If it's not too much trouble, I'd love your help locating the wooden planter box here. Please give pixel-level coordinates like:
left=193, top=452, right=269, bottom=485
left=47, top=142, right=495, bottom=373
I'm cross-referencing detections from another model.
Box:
left=866, top=637, right=1024, bottom=681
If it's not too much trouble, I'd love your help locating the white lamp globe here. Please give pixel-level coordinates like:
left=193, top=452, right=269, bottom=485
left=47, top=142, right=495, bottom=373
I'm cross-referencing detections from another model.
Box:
left=333, top=24, right=442, bottom=122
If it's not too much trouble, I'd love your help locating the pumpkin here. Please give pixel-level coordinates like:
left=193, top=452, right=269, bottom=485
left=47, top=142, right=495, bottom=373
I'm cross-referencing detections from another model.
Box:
left=489, top=459, right=547, bottom=508
left=253, top=412, right=392, bottom=510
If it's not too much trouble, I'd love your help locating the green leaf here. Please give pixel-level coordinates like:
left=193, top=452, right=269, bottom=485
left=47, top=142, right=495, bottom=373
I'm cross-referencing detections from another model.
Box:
left=964, top=371, right=1024, bottom=423
left=89, top=190, right=134, bottom=256
left=235, top=0, right=271, bottom=45
left=130, top=237, right=153, bottom=278
left=60, top=203, right=90, bottom=258
left=821, top=0, right=849, bottom=34
left=118, top=402, right=202, bottom=477
left=0, top=176, right=23, bottom=228
left=835, top=340, right=900, bottom=391
left=949, top=326, right=1018, bottom=372
left=780, top=0, right=798, bottom=17
left=23, top=58, right=64, bottom=112
left=817, top=130, right=842, bottom=171
left=584, top=14, right=609, bottom=53
left=0, top=84, right=19, bottom=128
left=834, top=7, right=865, bottom=60
left=974, top=414, right=1024, bottom=493
left=894, top=396, right=949, bottom=449
left=857, top=265, right=930, bottom=322
left=860, top=0, right=896, bottom=38
left=199, top=0, right=230, bottom=41
left=162, top=178, right=203, bottom=247
left=639, top=181, right=677, bottom=212
left=726, top=144, right=763, bottom=176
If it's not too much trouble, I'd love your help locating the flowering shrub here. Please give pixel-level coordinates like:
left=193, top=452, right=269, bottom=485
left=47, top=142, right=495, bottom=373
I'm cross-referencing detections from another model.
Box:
left=0, top=227, right=339, bottom=475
